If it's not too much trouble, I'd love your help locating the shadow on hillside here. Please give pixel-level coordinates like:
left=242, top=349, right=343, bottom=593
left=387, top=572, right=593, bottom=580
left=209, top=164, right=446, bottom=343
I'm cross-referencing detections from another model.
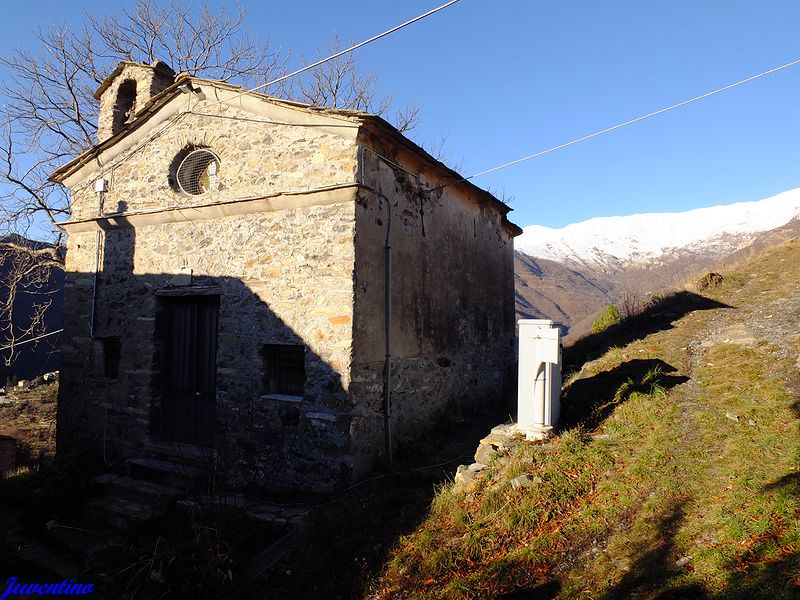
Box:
left=560, top=359, right=689, bottom=431
left=707, top=471, right=800, bottom=599
left=763, top=470, right=800, bottom=495
left=496, top=580, right=561, bottom=599
left=597, top=501, right=711, bottom=600
left=515, top=289, right=545, bottom=321
left=598, top=483, right=800, bottom=600
left=563, top=291, right=732, bottom=373
left=14, top=439, right=46, bottom=470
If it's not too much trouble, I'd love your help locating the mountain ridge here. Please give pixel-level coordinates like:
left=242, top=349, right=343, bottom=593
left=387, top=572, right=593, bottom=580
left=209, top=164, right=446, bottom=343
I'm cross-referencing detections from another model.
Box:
left=514, top=188, right=800, bottom=341
left=516, top=187, right=800, bottom=267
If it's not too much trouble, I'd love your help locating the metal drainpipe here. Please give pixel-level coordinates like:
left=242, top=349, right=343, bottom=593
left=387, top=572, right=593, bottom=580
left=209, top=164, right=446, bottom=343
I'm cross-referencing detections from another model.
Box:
left=383, top=191, right=393, bottom=464
left=90, top=191, right=105, bottom=337
left=359, top=146, right=394, bottom=463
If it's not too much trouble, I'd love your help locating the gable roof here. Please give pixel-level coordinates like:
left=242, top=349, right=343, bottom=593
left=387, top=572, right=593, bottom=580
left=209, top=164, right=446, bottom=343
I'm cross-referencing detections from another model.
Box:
left=51, top=72, right=521, bottom=234
left=51, top=73, right=369, bottom=184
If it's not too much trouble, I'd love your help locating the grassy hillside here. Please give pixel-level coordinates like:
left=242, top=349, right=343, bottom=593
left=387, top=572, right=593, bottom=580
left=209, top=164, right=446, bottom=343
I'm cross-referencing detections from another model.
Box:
left=0, top=381, right=57, bottom=466
left=372, top=240, right=800, bottom=599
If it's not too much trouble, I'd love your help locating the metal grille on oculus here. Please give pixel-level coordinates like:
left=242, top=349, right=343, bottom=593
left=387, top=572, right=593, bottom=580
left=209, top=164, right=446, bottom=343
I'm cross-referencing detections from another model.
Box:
left=176, top=149, right=220, bottom=196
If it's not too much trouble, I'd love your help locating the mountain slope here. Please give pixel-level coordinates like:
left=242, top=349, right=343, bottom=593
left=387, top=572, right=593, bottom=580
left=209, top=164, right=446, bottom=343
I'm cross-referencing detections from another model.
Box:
left=516, top=188, right=800, bottom=267
left=514, top=252, right=616, bottom=339
left=514, top=189, right=800, bottom=340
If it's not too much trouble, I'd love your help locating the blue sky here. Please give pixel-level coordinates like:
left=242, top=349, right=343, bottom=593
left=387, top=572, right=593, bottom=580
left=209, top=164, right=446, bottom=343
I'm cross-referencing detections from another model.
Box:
left=2, top=1, right=799, bottom=228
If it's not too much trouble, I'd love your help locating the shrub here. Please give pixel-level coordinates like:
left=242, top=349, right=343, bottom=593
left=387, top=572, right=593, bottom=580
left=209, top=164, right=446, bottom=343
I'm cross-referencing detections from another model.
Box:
left=591, top=304, right=621, bottom=334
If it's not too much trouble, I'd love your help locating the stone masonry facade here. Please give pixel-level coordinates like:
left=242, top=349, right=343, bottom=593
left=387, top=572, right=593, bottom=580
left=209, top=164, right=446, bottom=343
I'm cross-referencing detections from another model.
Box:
left=54, top=63, right=520, bottom=490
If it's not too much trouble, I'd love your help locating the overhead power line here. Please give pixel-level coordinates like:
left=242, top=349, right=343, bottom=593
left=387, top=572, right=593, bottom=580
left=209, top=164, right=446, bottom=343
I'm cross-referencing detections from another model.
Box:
left=461, top=57, right=800, bottom=183
left=95, top=1, right=460, bottom=174
left=0, top=328, right=63, bottom=352
left=214, top=0, right=461, bottom=106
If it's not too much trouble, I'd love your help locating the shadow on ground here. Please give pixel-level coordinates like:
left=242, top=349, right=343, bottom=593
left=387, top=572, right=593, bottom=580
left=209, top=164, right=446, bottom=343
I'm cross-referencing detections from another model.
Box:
left=243, top=404, right=510, bottom=600
left=560, top=358, right=689, bottom=431
left=496, top=580, right=562, bottom=599
left=563, top=291, right=732, bottom=373
left=597, top=485, right=799, bottom=600
left=596, top=501, right=708, bottom=600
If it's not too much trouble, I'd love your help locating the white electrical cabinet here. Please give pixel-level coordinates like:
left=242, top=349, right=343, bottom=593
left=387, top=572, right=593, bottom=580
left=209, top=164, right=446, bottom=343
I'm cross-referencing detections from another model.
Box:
left=517, top=319, right=562, bottom=440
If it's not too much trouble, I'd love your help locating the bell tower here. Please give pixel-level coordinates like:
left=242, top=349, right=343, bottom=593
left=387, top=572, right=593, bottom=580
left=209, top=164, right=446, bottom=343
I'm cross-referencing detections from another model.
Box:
left=94, top=60, right=175, bottom=143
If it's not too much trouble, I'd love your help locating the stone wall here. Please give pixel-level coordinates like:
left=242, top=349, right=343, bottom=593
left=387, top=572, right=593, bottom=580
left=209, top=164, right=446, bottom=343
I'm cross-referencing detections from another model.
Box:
left=62, top=91, right=367, bottom=489
left=59, top=197, right=359, bottom=490
left=72, top=101, right=359, bottom=222
left=58, top=79, right=518, bottom=489
left=349, top=134, right=517, bottom=463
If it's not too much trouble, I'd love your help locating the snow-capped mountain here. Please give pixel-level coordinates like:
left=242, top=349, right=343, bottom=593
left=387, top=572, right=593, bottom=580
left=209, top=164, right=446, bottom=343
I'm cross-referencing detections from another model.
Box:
left=516, top=188, right=800, bottom=268
left=514, top=188, right=800, bottom=342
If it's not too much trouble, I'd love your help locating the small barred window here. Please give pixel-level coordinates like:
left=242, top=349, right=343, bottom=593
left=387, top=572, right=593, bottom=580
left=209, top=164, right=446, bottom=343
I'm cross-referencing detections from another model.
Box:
left=262, top=344, right=306, bottom=397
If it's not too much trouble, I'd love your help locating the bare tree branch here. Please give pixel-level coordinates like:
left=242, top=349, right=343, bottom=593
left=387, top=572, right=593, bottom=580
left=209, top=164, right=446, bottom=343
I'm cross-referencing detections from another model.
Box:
left=0, top=237, right=62, bottom=366
left=0, top=1, right=423, bottom=365
left=422, top=134, right=463, bottom=171
left=0, top=0, right=285, bottom=362
left=286, top=34, right=420, bottom=134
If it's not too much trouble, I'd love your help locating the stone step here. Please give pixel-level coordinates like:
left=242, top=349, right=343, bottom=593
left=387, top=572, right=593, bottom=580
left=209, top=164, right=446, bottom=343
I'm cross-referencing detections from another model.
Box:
left=127, top=456, right=209, bottom=491
left=209, top=494, right=311, bottom=526
left=175, top=494, right=309, bottom=527
left=143, top=440, right=214, bottom=466
left=85, top=495, right=155, bottom=530
left=11, top=541, right=83, bottom=579
left=240, top=529, right=298, bottom=581
left=94, top=473, right=183, bottom=508
left=246, top=505, right=310, bottom=527
left=490, top=423, right=521, bottom=437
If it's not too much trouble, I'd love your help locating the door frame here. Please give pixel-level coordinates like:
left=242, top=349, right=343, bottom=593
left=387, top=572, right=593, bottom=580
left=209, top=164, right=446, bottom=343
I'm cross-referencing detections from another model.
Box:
left=154, top=289, right=220, bottom=447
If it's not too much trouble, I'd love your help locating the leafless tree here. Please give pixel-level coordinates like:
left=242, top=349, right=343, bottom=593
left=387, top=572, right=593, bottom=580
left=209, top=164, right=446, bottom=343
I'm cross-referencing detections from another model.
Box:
left=287, top=34, right=420, bottom=133
left=485, top=185, right=515, bottom=205
left=0, top=1, right=424, bottom=365
left=620, top=288, right=646, bottom=319
left=421, top=134, right=464, bottom=170
left=0, top=1, right=285, bottom=363
left=0, top=237, right=63, bottom=367
left=1, top=1, right=282, bottom=237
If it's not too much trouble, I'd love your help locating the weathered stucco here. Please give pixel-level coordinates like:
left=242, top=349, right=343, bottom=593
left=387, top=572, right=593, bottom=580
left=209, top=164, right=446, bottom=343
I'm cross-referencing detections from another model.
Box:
left=56, top=68, right=519, bottom=491
left=350, top=131, right=517, bottom=463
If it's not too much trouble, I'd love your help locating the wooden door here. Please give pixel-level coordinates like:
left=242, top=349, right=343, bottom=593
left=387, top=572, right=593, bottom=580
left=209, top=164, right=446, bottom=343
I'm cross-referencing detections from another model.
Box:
left=160, top=295, right=218, bottom=446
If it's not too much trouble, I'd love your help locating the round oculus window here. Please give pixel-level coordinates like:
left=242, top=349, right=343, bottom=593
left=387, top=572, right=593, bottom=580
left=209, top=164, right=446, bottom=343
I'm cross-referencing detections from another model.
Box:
left=175, top=148, right=220, bottom=195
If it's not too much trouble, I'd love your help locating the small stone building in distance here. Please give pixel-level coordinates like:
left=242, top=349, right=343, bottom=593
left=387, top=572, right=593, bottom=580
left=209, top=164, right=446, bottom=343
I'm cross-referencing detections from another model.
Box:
left=51, top=61, right=521, bottom=490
